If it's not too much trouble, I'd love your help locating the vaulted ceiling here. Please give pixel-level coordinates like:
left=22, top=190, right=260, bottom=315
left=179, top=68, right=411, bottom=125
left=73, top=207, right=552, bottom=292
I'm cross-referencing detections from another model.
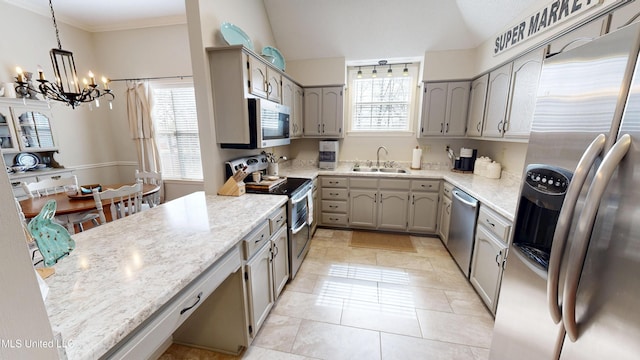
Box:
left=8, top=0, right=545, bottom=61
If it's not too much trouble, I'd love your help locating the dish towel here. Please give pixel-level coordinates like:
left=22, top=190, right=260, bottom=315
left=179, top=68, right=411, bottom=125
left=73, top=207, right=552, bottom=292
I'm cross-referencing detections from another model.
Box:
left=307, top=190, right=314, bottom=225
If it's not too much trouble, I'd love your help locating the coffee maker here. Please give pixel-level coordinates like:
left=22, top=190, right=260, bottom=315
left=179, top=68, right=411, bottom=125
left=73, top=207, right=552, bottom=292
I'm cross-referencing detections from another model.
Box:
left=454, top=147, right=477, bottom=172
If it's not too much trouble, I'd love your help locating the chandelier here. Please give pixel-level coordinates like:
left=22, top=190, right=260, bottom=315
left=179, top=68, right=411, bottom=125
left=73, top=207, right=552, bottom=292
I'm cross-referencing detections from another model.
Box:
left=14, top=0, right=114, bottom=109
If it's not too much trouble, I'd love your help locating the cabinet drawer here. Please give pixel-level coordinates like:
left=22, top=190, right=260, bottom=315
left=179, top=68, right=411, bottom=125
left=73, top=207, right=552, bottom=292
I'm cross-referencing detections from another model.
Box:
left=411, top=179, right=440, bottom=192
left=268, top=206, right=286, bottom=234
left=243, top=221, right=271, bottom=260
left=379, top=179, right=410, bottom=190
left=442, top=182, right=454, bottom=198
left=478, top=206, right=512, bottom=241
left=350, top=178, right=378, bottom=188
left=37, top=170, right=73, bottom=181
left=321, top=177, right=348, bottom=188
left=322, top=188, right=348, bottom=200
left=322, top=200, right=347, bottom=213
left=322, top=213, right=348, bottom=226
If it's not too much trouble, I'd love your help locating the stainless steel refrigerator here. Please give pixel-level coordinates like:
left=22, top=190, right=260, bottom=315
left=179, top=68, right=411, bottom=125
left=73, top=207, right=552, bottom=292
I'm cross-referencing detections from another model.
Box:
left=490, top=21, right=640, bottom=359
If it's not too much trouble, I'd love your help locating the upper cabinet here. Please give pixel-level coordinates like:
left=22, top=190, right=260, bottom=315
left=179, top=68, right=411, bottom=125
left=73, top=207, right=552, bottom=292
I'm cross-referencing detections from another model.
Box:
left=0, top=99, right=57, bottom=153
left=303, top=86, right=344, bottom=137
left=419, top=81, right=469, bottom=137
left=466, top=74, right=489, bottom=138
left=249, top=56, right=282, bottom=103
left=610, top=0, right=640, bottom=32
left=504, top=47, right=545, bottom=139
left=0, top=104, right=19, bottom=152
left=282, top=77, right=304, bottom=139
left=483, top=63, right=513, bottom=138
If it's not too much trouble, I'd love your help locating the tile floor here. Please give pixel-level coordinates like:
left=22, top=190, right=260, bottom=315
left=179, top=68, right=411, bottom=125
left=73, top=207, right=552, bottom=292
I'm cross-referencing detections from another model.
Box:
left=165, top=229, right=494, bottom=359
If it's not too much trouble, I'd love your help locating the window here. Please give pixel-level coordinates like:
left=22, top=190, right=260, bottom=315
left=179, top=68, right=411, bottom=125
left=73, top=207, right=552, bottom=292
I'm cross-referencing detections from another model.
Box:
left=348, top=63, right=419, bottom=133
left=151, top=82, right=203, bottom=180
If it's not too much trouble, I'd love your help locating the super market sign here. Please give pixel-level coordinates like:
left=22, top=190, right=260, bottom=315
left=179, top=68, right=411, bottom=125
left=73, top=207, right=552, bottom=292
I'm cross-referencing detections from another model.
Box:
left=494, top=0, right=603, bottom=55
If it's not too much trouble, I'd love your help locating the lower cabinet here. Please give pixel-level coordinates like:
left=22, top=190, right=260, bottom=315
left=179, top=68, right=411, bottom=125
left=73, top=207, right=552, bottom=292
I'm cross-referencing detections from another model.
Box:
left=348, top=178, right=410, bottom=231
left=244, top=224, right=274, bottom=339
left=408, top=180, right=440, bottom=233
left=271, top=226, right=289, bottom=298
left=438, top=182, right=454, bottom=243
left=242, top=205, right=289, bottom=340
left=470, top=205, right=511, bottom=315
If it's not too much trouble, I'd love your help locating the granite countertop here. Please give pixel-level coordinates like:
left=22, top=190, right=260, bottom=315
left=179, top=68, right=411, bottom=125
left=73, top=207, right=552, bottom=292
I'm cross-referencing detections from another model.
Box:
left=280, top=164, right=521, bottom=221
left=43, top=192, right=288, bottom=360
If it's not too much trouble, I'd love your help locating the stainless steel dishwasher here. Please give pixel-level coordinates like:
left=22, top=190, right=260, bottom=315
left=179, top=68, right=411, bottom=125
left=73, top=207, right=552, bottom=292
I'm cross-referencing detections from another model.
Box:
left=446, top=188, right=478, bottom=278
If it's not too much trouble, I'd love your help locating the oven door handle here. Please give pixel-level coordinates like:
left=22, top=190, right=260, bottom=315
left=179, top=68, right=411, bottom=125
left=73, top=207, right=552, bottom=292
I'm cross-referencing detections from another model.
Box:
left=291, top=221, right=308, bottom=235
left=291, top=189, right=311, bottom=205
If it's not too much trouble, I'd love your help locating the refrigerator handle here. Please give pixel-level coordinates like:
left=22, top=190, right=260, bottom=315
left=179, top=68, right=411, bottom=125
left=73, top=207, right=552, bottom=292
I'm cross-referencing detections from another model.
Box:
left=547, top=134, right=606, bottom=324
left=562, top=134, right=631, bottom=342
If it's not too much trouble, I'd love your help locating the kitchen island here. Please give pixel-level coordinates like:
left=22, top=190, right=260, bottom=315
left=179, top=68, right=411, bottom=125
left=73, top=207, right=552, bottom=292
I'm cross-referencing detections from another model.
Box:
left=43, top=192, right=287, bottom=360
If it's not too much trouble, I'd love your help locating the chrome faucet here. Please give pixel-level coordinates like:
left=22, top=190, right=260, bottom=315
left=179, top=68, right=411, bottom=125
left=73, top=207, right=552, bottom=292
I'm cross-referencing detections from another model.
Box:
left=376, top=146, right=388, bottom=168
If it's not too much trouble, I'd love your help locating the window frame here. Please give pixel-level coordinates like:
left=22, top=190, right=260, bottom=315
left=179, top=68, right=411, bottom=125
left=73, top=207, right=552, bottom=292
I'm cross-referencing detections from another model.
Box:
left=149, top=79, right=203, bottom=181
left=346, top=63, right=421, bottom=136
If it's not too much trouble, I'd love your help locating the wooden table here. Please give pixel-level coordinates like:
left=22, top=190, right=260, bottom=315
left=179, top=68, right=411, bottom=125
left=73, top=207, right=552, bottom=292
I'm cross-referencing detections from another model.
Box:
left=20, top=183, right=160, bottom=231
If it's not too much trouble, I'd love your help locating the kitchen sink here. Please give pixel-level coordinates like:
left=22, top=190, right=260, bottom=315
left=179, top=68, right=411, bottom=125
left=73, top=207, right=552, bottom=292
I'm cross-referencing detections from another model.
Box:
left=352, top=167, right=379, bottom=172
left=352, top=167, right=409, bottom=173
left=379, top=168, right=409, bottom=173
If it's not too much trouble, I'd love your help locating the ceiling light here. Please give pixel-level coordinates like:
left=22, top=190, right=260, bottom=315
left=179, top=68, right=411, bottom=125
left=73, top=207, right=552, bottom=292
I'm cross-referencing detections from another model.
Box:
left=372, top=66, right=377, bottom=78
left=387, top=65, right=393, bottom=77
left=357, top=67, right=362, bottom=79
left=403, top=64, right=409, bottom=76
left=14, top=0, right=113, bottom=109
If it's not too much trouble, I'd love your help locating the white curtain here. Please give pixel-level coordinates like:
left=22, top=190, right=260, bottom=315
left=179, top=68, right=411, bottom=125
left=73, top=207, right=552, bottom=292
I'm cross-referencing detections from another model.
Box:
left=126, top=81, right=160, bottom=173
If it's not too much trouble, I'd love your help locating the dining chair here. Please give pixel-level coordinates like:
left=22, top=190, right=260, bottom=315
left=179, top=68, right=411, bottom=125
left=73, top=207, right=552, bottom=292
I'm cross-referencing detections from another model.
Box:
left=15, top=198, right=43, bottom=266
left=21, top=175, right=100, bottom=233
left=135, top=169, right=162, bottom=209
left=92, top=180, right=143, bottom=224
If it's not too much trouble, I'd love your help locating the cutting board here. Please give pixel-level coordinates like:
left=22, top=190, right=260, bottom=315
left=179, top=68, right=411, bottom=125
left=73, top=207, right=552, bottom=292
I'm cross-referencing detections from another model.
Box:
left=245, top=177, right=286, bottom=191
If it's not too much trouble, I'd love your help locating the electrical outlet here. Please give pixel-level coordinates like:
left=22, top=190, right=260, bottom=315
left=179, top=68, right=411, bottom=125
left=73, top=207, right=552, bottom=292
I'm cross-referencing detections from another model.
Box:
left=445, top=145, right=450, bottom=152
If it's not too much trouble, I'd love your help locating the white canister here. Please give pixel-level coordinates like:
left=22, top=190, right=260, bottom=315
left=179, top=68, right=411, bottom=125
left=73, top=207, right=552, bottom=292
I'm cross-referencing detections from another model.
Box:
left=267, top=163, right=279, bottom=176
left=486, top=161, right=502, bottom=179
left=473, top=157, right=491, bottom=176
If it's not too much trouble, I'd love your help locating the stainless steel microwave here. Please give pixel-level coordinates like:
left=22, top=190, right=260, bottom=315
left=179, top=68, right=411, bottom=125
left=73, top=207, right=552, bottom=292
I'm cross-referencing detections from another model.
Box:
left=219, top=98, right=290, bottom=149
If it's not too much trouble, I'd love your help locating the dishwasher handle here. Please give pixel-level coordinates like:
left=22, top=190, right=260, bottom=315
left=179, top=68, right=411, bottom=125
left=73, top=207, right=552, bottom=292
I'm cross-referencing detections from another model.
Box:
left=452, top=189, right=478, bottom=209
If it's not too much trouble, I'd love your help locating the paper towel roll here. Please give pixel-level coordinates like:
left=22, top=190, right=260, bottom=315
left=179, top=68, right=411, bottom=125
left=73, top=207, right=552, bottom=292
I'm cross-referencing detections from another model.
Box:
left=411, top=146, right=422, bottom=169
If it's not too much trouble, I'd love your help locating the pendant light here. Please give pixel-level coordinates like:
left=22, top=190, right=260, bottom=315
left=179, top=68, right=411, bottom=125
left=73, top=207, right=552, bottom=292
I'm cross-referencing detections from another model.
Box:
left=387, top=65, right=393, bottom=77
left=14, top=0, right=114, bottom=109
left=372, top=66, right=377, bottom=78
left=357, top=67, right=363, bottom=79
left=403, top=64, right=409, bottom=76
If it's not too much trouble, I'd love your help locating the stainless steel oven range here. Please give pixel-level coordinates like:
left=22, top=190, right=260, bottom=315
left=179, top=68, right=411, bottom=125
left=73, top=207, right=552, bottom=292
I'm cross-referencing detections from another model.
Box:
left=226, top=155, right=312, bottom=279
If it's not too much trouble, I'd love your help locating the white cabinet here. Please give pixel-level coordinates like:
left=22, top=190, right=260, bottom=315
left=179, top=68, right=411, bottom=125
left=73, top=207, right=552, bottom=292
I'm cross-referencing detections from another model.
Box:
left=466, top=74, right=488, bottom=138
left=249, top=55, right=281, bottom=103
left=504, top=48, right=545, bottom=139
left=348, top=178, right=410, bottom=231
left=320, top=176, right=349, bottom=227
left=304, top=86, right=344, bottom=137
left=408, top=179, right=440, bottom=233
left=470, top=205, right=512, bottom=315
left=282, top=78, right=304, bottom=139
left=483, top=63, right=513, bottom=138
left=0, top=99, right=58, bottom=153
left=378, top=190, right=409, bottom=231
left=349, top=188, right=377, bottom=228
left=269, top=206, right=289, bottom=298
left=420, top=81, right=469, bottom=137
left=438, top=182, right=454, bottom=243
left=546, top=17, right=607, bottom=55
left=0, top=104, right=19, bottom=152
left=610, top=0, right=640, bottom=32
left=242, top=222, right=273, bottom=339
